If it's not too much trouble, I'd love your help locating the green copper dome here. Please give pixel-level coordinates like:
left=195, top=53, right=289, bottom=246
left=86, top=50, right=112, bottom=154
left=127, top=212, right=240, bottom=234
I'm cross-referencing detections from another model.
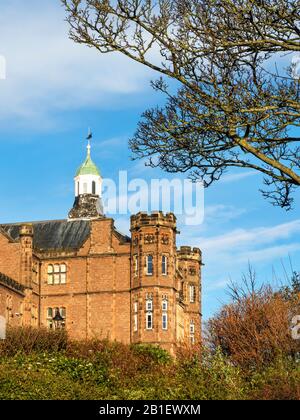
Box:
left=76, top=145, right=101, bottom=177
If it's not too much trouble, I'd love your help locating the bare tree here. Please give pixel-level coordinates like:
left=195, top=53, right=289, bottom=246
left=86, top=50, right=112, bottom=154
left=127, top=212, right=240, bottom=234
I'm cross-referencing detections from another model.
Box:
left=62, top=0, right=300, bottom=208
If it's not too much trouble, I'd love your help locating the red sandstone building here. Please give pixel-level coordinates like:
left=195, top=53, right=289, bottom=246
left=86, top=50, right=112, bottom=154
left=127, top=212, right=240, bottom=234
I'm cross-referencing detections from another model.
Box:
left=0, top=141, right=202, bottom=352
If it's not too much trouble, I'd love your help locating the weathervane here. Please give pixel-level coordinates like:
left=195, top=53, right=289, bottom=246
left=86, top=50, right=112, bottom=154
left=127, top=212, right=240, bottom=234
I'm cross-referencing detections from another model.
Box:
left=87, top=127, right=93, bottom=141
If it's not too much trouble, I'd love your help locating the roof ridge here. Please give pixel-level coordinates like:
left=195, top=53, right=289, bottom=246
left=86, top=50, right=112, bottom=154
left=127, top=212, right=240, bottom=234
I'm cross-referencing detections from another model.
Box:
left=0, top=219, right=75, bottom=226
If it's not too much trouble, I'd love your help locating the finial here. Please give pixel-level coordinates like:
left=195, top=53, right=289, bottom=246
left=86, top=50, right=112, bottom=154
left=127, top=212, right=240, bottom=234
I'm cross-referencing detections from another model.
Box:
left=86, top=128, right=92, bottom=158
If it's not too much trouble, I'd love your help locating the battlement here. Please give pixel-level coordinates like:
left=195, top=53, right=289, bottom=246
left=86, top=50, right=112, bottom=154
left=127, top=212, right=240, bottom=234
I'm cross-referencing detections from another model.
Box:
left=130, top=211, right=177, bottom=230
left=177, top=246, right=202, bottom=261
left=19, top=224, right=34, bottom=237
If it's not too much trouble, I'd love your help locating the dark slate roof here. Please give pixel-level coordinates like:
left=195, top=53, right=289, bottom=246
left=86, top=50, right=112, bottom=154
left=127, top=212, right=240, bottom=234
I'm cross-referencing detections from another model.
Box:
left=0, top=272, right=25, bottom=294
left=0, top=220, right=91, bottom=251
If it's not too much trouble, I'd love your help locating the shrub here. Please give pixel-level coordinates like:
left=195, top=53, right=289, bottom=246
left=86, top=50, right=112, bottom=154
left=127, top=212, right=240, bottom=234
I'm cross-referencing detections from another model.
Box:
left=131, top=344, right=172, bottom=366
left=207, top=284, right=300, bottom=369
left=247, top=356, right=300, bottom=400
left=0, top=327, right=68, bottom=356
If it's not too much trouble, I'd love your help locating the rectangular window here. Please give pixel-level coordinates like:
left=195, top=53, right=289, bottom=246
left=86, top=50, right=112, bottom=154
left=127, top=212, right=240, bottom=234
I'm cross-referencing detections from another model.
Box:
left=162, top=256, right=167, bottom=275
left=47, top=264, right=67, bottom=285
left=133, top=301, right=138, bottom=332
left=134, top=314, right=138, bottom=332
left=60, top=264, right=67, bottom=284
left=46, top=307, right=66, bottom=330
left=162, top=313, right=168, bottom=330
left=162, top=299, right=168, bottom=311
left=190, top=320, right=195, bottom=345
left=146, top=255, right=153, bottom=275
left=47, top=307, right=53, bottom=329
left=146, top=312, right=153, bottom=330
left=60, top=307, right=66, bottom=329
left=146, top=298, right=153, bottom=330
left=146, top=299, right=153, bottom=312
left=189, top=285, right=196, bottom=303
left=133, top=255, right=138, bottom=276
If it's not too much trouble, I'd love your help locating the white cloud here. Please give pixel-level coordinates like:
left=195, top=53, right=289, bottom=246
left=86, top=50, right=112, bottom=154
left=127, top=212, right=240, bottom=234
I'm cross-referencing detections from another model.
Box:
left=192, top=219, right=300, bottom=290
left=204, top=204, right=246, bottom=222
left=220, top=171, right=257, bottom=184
left=200, top=219, right=300, bottom=251
left=244, top=243, right=300, bottom=263
left=0, top=1, right=155, bottom=127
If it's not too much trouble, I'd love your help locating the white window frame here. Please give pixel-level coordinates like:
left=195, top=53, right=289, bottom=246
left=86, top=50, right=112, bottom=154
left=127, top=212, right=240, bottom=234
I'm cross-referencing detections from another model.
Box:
left=47, top=264, right=67, bottom=285
left=146, top=312, right=153, bottom=330
left=146, top=298, right=153, bottom=330
left=134, top=314, right=138, bottom=332
left=162, top=312, right=168, bottom=330
left=162, top=255, right=168, bottom=275
left=133, top=255, right=138, bottom=276
left=189, top=285, right=196, bottom=303
left=162, top=299, right=168, bottom=311
left=146, top=299, right=153, bottom=312
left=133, top=301, right=138, bottom=332
left=146, top=255, right=153, bottom=275
left=190, top=321, right=195, bottom=335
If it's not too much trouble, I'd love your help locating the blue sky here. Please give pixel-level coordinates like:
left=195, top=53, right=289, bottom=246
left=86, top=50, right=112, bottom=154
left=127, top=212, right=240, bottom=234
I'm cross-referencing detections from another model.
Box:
left=0, top=0, right=299, bottom=320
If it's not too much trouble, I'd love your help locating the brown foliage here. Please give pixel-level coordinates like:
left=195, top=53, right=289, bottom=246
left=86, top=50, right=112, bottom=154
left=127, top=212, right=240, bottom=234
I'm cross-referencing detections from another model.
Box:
left=207, top=284, right=300, bottom=369
left=0, top=326, right=68, bottom=356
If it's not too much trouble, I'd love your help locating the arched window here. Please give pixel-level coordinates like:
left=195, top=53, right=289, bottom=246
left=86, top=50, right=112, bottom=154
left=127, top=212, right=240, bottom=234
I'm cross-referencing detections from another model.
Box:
left=92, top=181, right=96, bottom=195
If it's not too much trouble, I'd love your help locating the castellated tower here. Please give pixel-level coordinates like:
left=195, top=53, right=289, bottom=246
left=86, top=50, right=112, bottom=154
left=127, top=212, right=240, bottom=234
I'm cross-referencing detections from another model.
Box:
left=130, top=212, right=177, bottom=352
left=130, top=212, right=202, bottom=353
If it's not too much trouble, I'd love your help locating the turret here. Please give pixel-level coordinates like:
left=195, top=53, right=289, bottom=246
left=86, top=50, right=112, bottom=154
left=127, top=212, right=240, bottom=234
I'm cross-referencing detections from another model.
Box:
left=177, top=246, right=202, bottom=345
